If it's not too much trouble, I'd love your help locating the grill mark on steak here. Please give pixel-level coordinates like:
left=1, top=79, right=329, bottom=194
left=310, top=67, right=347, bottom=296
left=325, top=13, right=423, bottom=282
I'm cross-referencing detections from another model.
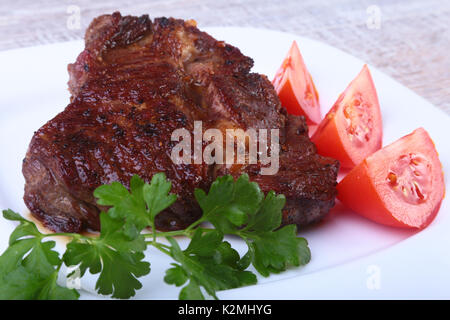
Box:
left=23, top=12, right=339, bottom=233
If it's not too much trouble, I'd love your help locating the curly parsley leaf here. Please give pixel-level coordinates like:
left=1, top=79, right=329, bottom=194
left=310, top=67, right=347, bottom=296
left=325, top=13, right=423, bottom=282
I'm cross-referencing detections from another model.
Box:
left=194, top=174, right=263, bottom=233
left=194, top=174, right=311, bottom=277
left=63, top=212, right=150, bottom=299
left=0, top=210, right=79, bottom=300
left=164, top=228, right=257, bottom=300
left=240, top=190, right=311, bottom=276
left=179, top=279, right=205, bottom=300
left=143, top=173, right=178, bottom=221
left=36, top=269, right=81, bottom=300
left=244, top=225, right=311, bottom=276
left=164, top=263, right=188, bottom=287
left=245, top=190, right=285, bottom=232
left=0, top=172, right=312, bottom=300
left=94, top=173, right=177, bottom=238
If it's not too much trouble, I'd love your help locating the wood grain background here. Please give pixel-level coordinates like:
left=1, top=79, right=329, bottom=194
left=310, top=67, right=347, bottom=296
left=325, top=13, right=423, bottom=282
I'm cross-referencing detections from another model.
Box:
left=0, top=0, right=449, bottom=114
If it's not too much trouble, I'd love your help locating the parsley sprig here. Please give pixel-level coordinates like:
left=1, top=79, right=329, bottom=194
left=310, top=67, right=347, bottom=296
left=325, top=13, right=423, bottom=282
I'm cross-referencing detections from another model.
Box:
left=0, top=173, right=311, bottom=300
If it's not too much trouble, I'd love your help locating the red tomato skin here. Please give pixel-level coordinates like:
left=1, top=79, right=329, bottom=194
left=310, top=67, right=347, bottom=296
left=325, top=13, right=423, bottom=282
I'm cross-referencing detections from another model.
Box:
left=276, top=74, right=305, bottom=115
left=272, top=41, right=321, bottom=124
left=311, top=111, right=355, bottom=168
left=311, top=65, right=382, bottom=169
left=337, top=160, right=410, bottom=228
left=337, top=128, right=445, bottom=229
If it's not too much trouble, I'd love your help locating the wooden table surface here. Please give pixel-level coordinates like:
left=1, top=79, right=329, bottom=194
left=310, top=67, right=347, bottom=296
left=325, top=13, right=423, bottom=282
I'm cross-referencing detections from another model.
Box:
left=1, top=0, right=449, bottom=114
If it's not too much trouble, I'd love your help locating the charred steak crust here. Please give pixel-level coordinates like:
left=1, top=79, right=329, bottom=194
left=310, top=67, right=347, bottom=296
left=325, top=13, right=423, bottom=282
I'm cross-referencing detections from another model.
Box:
left=23, top=12, right=339, bottom=233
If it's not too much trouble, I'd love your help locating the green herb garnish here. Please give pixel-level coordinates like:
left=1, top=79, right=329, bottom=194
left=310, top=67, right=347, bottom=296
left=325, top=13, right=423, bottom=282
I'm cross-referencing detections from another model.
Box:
left=0, top=173, right=310, bottom=300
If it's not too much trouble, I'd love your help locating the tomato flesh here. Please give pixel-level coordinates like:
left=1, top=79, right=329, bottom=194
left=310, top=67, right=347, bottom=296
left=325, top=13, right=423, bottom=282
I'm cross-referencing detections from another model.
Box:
left=272, top=41, right=321, bottom=124
left=342, top=93, right=374, bottom=147
left=311, top=65, right=382, bottom=168
left=337, top=128, right=445, bottom=229
left=387, top=153, right=432, bottom=205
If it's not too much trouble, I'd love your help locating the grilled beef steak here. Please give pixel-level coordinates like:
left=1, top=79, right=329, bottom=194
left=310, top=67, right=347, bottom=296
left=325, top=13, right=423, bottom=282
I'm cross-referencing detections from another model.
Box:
left=22, top=12, right=339, bottom=233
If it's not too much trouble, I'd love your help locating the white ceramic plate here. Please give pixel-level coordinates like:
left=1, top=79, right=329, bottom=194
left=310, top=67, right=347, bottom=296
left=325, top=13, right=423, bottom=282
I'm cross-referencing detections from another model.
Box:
left=0, top=27, right=448, bottom=300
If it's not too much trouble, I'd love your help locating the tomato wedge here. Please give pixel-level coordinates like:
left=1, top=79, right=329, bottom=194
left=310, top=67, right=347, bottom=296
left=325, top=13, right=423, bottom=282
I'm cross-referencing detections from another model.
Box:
left=272, top=41, right=321, bottom=124
left=311, top=65, right=382, bottom=168
left=337, top=128, right=445, bottom=229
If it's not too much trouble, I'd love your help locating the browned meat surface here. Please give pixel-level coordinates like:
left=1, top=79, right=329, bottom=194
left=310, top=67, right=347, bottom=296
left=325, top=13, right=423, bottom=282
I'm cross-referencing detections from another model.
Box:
left=22, top=12, right=339, bottom=233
